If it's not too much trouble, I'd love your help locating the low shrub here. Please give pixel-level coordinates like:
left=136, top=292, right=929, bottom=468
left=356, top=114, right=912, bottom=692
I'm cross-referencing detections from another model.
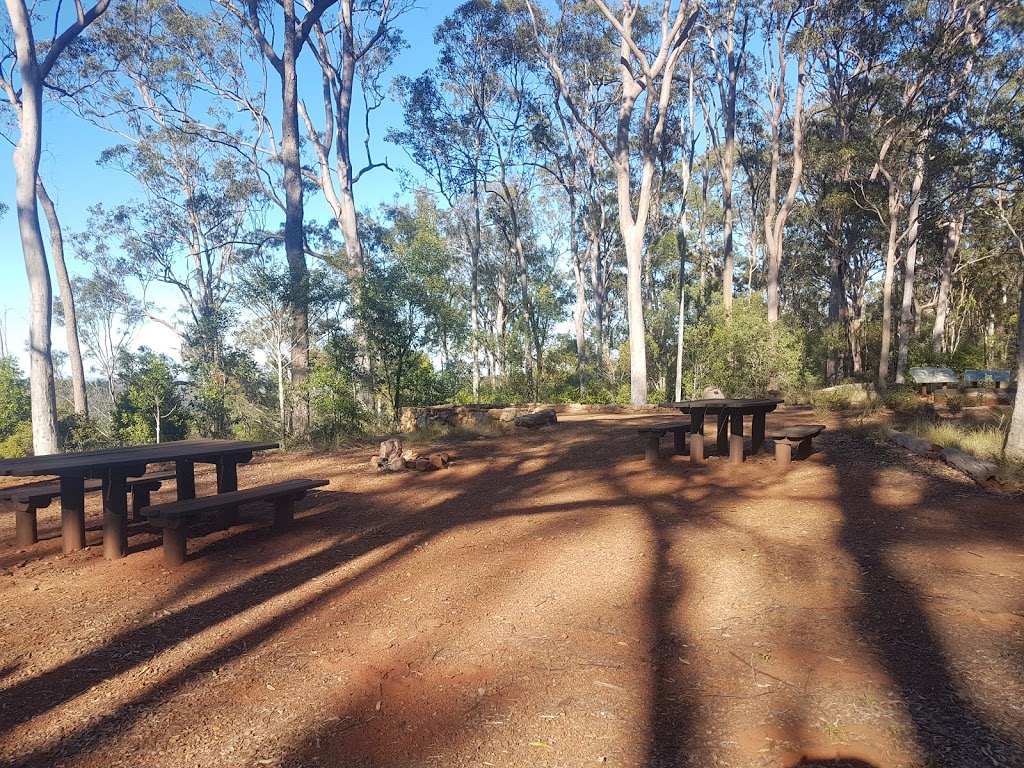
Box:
left=883, top=386, right=927, bottom=415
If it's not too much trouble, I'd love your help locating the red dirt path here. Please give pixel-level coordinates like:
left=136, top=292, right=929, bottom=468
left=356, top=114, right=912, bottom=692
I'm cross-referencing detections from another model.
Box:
left=0, top=409, right=1022, bottom=768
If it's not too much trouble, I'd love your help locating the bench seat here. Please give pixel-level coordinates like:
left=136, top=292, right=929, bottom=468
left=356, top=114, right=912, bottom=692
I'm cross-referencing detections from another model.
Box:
left=1, top=470, right=177, bottom=547
left=765, top=424, right=825, bottom=467
left=637, top=421, right=691, bottom=462
left=142, top=478, right=329, bottom=567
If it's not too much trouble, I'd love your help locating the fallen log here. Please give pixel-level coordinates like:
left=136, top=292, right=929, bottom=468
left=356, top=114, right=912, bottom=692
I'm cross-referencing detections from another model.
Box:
left=888, top=431, right=942, bottom=455
left=940, top=447, right=1003, bottom=487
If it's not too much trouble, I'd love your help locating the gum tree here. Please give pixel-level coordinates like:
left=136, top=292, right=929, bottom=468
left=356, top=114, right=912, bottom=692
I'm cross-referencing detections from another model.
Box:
left=0, top=0, right=111, bottom=453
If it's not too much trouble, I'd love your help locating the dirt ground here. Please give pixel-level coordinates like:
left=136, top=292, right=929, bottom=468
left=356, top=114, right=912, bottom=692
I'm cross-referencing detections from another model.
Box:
left=0, top=409, right=1022, bottom=768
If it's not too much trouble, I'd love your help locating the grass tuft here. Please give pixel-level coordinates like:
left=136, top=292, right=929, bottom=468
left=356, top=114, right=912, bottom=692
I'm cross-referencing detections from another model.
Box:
left=900, top=417, right=1006, bottom=464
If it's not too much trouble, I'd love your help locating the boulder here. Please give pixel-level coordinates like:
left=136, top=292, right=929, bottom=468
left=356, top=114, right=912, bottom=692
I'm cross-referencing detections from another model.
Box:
left=514, top=409, right=557, bottom=428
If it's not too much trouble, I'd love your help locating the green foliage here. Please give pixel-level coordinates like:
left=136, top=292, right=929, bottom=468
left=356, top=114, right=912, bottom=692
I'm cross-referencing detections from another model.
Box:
left=0, top=423, right=34, bottom=459
left=0, top=357, right=32, bottom=452
left=308, top=334, right=367, bottom=445
left=882, top=385, right=928, bottom=416
left=681, top=298, right=805, bottom=397
left=110, top=348, right=189, bottom=444
left=58, top=409, right=114, bottom=452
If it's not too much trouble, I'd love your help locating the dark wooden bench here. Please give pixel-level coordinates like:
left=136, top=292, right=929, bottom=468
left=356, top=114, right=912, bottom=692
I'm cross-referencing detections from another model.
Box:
left=637, top=421, right=691, bottom=462
left=141, top=478, right=329, bottom=567
left=765, top=424, right=825, bottom=468
left=1, top=470, right=176, bottom=547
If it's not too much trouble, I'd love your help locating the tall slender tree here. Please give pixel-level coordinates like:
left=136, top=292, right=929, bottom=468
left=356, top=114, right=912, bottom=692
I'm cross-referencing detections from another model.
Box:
left=527, top=0, right=699, bottom=404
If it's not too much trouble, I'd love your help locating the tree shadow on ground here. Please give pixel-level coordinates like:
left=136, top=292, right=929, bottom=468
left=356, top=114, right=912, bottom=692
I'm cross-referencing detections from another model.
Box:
left=3, top=414, right=1023, bottom=767
left=1, top=418, right=680, bottom=766
left=831, top=438, right=1024, bottom=765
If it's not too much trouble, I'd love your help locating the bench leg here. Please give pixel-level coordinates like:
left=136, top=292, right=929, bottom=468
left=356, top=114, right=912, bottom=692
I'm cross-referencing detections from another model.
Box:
left=796, top=436, right=813, bottom=460
left=775, top=440, right=792, bottom=471
left=645, top=435, right=661, bottom=463
left=163, top=527, right=188, bottom=568
left=15, top=505, right=38, bottom=546
left=729, top=433, right=745, bottom=464
left=273, top=497, right=295, bottom=530
left=690, top=433, right=704, bottom=464
left=672, top=429, right=687, bottom=455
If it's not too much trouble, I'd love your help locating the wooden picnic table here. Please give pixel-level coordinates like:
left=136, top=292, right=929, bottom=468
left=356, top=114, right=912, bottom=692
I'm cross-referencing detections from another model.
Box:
left=0, top=439, right=278, bottom=560
left=660, top=398, right=784, bottom=456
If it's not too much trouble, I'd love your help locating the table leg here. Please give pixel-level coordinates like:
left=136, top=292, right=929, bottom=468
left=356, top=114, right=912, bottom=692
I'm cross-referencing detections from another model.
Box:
left=102, top=472, right=129, bottom=560
left=217, top=461, right=239, bottom=526
left=176, top=461, right=196, bottom=500
left=690, top=408, right=705, bottom=438
left=60, top=476, right=87, bottom=553
left=751, top=412, right=767, bottom=455
left=716, top=412, right=730, bottom=455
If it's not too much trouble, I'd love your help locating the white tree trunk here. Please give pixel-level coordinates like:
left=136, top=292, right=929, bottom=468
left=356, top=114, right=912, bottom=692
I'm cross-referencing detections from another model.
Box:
left=895, top=151, right=925, bottom=384
left=6, top=0, right=58, bottom=455
left=932, top=208, right=964, bottom=353
left=37, top=176, right=88, bottom=418
left=877, top=183, right=900, bottom=390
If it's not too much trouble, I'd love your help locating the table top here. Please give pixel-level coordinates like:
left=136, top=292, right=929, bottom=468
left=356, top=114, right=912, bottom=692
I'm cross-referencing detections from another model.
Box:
left=0, top=439, right=280, bottom=478
left=661, top=398, right=784, bottom=412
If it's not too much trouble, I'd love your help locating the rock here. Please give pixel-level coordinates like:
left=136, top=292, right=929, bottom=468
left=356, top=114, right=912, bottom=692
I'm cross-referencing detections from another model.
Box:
left=514, top=409, right=557, bottom=428
left=380, top=438, right=404, bottom=461
left=429, top=454, right=448, bottom=469
left=401, top=449, right=420, bottom=461
left=888, top=431, right=942, bottom=455
left=386, top=457, right=407, bottom=471
left=415, top=458, right=431, bottom=471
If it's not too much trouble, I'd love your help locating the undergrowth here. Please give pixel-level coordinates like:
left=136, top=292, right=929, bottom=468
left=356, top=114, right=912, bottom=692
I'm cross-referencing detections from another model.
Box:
left=897, top=416, right=1009, bottom=465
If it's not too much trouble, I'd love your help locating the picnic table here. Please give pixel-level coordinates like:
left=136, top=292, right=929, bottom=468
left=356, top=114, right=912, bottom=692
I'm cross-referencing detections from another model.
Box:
left=0, top=439, right=278, bottom=560
left=660, top=398, right=784, bottom=457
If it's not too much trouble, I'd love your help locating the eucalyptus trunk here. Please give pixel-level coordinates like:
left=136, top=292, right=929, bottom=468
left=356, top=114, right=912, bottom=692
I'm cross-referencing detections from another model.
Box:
left=932, top=207, right=964, bottom=353
left=37, top=177, right=88, bottom=418
left=280, top=0, right=311, bottom=433
left=877, top=182, right=900, bottom=390
left=895, top=151, right=925, bottom=384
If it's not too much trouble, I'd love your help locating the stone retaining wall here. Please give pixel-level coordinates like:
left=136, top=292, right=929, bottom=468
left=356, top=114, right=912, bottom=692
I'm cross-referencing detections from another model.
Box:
left=399, top=402, right=668, bottom=432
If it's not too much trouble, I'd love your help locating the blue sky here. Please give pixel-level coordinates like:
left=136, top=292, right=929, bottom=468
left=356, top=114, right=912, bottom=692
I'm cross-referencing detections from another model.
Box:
left=0, top=0, right=457, bottom=374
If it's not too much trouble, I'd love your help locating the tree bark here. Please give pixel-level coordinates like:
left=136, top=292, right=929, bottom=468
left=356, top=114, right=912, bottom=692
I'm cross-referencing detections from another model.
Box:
left=877, top=181, right=900, bottom=390
left=281, top=0, right=311, bottom=434
left=895, top=151, right=925, bottom=384
left=568, top=189, right=586, bottom=400
left=4, top=0, right=73, bottom=455
left=1001, top=196, right=1024, bottom=460
left=764, top=25, right=809, bottom=323
left=932, top=206, right=964, bottom=353
left=37, top=177, right=88, bottom=419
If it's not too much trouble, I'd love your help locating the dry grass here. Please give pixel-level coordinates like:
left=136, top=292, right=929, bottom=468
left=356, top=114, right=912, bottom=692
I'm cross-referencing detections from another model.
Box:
left=899, top=417, right=1008, bottom=464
